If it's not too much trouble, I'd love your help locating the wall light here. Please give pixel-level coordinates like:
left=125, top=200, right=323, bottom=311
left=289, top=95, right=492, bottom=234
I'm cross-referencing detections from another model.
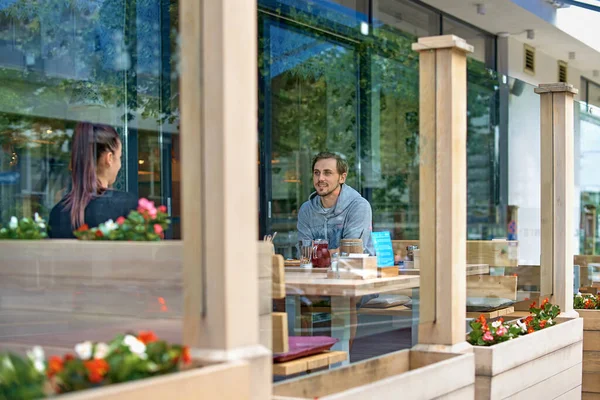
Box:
left=476, top=4, right=486, bottom=15
left=526, top=29, right=535, bottom=40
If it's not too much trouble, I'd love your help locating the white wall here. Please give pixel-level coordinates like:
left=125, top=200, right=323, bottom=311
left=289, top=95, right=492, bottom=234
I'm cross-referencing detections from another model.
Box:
left=506, top=36, right=582, bottom=262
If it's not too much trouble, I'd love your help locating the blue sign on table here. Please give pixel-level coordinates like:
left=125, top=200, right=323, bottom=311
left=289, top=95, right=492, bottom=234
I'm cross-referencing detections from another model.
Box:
left=371, top=231, right=394, bottom=267
left=0, top=172, right=19, bottom=185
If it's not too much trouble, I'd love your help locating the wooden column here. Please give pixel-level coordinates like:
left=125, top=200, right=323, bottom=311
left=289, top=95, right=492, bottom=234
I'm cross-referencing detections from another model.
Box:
left=536, top=83, right=578, bottom=317
left=180, top=0, right=270, bottom=399
left=412, top=35, right=473, bottom=349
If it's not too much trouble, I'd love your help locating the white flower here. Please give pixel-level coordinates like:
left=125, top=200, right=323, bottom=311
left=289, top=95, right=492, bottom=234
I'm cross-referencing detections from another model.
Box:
left=94, top=342, right=109, bottom=359
left=34, top=213, right=43, bottom=223
left=34, top=360, right=45, bottom=373
left=491, top=321, right=502, bottom=329
left=9, top=216, right=17, bottom=230
left=516, top=320, right=527, bottom=333
left=124, top=335, right=147, bottom=358
left=27, top=346, right=44, bottom=362
left=99, top=219, right=119, bottom=236
left=547, top=318, right=553, bottom=326
left=27, top=345, right=45, bottom=372
left=577, top=292, right=583, bottom=298
left=75, top=341, right=93, bottom=360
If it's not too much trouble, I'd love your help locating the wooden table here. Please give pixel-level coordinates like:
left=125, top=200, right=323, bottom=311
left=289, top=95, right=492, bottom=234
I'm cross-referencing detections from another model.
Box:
left=285, top=274, right=419, bottom=363
left=284, top=264, right=490, bottom=361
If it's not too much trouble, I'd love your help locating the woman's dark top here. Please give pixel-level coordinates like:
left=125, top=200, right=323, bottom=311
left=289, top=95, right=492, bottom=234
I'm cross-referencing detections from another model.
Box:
left=49, top=190, right=138, bottom=239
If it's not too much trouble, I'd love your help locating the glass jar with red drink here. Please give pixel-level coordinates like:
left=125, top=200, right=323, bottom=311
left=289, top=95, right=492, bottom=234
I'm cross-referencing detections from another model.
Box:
left=311, top=239, right=331, bottom=268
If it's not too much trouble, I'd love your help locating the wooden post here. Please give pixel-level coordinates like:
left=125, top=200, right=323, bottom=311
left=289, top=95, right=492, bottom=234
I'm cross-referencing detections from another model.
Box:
left=180, top=1, right=270, bottom=399
left=536, top=83, right=579, bottom=317
left=411, top=35, right=473, bottom=349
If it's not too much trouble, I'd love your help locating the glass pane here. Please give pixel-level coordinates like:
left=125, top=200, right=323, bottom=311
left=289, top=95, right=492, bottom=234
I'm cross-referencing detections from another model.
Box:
left=373, top=0, right=440, bottom=38
left=0, top=0, right=182, bottom=359
left=443, top=16, right=495, bottom=68
left=574, top=100, right=600, bottom=288
left=263, top=18, right=358, bottom=258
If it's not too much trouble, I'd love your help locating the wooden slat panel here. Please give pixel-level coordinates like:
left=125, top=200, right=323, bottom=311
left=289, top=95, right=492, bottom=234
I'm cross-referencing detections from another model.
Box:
left=583, top=372, right=600, bottom=393
left=417, top=47, right=436, bottom=328
left=272, top=351, right=348, bottom=376
left=272, top=254, right=286, bottom=299
left=506, top=363, right=581, bottom=400
left=466, top=275, right=518, bottom=301
left=272, top=312, right=288, bottom=354
left=392, top=240, right=518, bottom=267
left=584, top=351, right=600, bottom=373
left=466, top=241, right=519, bottom=267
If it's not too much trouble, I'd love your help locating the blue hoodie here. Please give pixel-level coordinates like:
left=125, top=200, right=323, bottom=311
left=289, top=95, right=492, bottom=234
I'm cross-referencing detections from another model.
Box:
left=297, top=184, right=374, bottom=255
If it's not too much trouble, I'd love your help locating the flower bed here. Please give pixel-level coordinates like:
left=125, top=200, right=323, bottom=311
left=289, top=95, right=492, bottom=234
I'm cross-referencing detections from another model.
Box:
left=0, top=331, right=192, bottom=398
left=469, top=300, right=583, bottom=399
left=575, top=293, right=600, bottom=397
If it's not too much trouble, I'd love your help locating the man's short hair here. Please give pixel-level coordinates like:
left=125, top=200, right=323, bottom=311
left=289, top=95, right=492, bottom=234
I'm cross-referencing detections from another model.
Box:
left=311, top=152, right=348, bottom=175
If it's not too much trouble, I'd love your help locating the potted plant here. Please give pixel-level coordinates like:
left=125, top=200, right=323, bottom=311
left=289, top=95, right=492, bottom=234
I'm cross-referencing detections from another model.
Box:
left=574, top=292, right=600, bottom=397
left=468, top=299, right=583, bottom=399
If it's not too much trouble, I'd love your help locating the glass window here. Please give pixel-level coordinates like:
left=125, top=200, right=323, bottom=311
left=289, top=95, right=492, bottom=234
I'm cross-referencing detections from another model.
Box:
left=0, top=0, right=180, bottom=238
left=0, top=0, right=181, bottom=356
left=443, top=16, right=496, bottom=69
left=373, top=0, right=440, bottom=38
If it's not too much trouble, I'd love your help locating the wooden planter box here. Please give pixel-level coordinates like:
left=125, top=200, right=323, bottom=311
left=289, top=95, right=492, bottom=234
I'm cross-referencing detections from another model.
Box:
left=273, top=350, right=474, bottom=400
left=0, top=240, right=183, bottom=352
left=473, top=317, right=583, bottom=399
left=0, top=240, right=182, bottom=317
left=577, top=310, right=600, bottom=398
left=58, top=362, right=249, bottom=400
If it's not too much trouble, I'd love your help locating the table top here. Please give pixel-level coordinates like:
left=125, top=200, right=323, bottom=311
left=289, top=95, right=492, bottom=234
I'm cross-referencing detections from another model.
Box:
left=285, top=274, right=420, bottom=297
left=285, top=264, right=489, bottom=276
left=284, top=264, right=489, bottom=297
left=398, top=264, right=490, bottom=276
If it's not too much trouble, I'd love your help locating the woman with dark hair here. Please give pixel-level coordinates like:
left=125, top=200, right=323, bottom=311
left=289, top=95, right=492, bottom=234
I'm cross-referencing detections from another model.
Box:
left=49, top=122, right=137, bottom=238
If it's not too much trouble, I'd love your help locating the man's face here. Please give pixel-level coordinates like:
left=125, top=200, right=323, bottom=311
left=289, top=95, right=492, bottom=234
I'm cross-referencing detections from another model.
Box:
left=313, top=158, right=347, bottom=197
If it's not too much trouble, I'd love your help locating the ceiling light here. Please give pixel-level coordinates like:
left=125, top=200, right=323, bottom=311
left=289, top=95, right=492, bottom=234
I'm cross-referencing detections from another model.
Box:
left=360, top=22, right=369, bottom=35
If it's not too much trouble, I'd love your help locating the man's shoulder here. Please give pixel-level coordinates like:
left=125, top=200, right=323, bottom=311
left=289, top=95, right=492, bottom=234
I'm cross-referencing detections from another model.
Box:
left=298, top=199, right=312, bottom=214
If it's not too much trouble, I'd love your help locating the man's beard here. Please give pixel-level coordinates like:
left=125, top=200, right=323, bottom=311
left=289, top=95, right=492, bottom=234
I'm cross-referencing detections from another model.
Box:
left=317, top=181, right=340, bottom=198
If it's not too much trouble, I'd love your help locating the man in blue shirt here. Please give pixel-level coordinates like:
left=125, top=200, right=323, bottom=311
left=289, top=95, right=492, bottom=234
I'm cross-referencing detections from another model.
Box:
left=297, top=152, right=374, bottom=255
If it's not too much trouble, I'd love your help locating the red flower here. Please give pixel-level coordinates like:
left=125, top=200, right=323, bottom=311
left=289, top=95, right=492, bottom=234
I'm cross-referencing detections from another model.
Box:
left=47, top=355, right=64, bottom=378
left=137, top=331, right=158, bottom=344
left=182, top=346, right=191, bottom=364
left=529, top=301, right=536, bottom=309
left=84, top=359, right=109, bottom=383
left=154, top=224, right=163, bottom=235
left=116, top=216, right=126, bottom=225
left=95, top=230, right=103, bottom=238
left=158, top=205, right=167, bottom=213
left=76, top=224, right=89, bottom=232
left=540, top=320, right=547, bottom=329
left=541, top=298, right=549, bottom=307
left=63, top=353, right=75, bottom=362
left=527, top=327, right=534, bottom=334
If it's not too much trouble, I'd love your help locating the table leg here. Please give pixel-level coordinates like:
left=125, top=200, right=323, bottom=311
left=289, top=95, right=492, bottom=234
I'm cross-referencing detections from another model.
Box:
left=285, top=296, right=301, bottom=336
left=411, top=287, right=419, bottom=346
left=330, top=296, right=354, bottom=366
